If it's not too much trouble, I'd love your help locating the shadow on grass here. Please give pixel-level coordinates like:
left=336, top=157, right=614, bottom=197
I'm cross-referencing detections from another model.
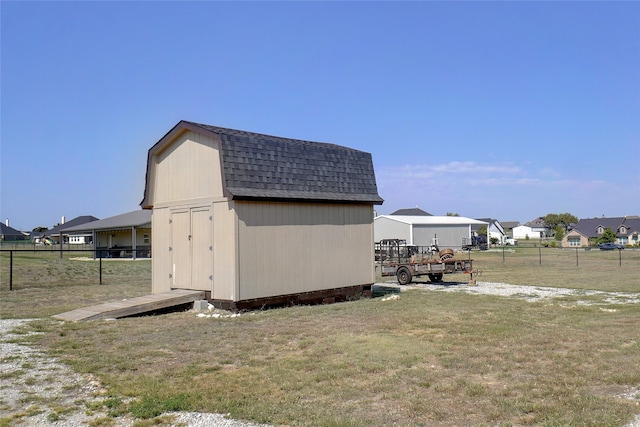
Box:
left=371, top=284, right=401, bottom=298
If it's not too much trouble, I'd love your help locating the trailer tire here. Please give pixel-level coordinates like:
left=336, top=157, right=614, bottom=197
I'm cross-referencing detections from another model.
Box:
left=397, top=267, right=412, bottom=285
left=428, top=273, right=443, bottom=282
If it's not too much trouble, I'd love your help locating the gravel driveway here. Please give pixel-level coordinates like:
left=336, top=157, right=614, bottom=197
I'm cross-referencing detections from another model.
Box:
left=2, top=281, right=639, bottom=426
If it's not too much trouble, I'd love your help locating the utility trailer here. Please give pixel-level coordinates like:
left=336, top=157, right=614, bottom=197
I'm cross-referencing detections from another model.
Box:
left=376, top=239, right=473, bottom=285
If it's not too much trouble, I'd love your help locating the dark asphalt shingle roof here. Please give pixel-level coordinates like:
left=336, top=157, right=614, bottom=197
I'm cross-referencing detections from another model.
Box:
left=171, top=121, right=383, bottom=204
left=391, top=208, right=432, bottom=216
left=44, top=216, right=99, bottom=236
left=0, top=223, right=27, bottom=238
left=572, top=217, right=640, bottom=238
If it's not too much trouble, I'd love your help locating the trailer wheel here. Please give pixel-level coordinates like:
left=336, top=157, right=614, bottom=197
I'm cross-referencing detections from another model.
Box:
left=397, top=267, right=412, bottom=285
left=428, top=273, right=443, bottom=283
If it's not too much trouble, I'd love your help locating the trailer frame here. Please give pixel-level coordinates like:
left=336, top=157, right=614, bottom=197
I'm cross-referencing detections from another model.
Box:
left=376, top=239, right=473, bottom=285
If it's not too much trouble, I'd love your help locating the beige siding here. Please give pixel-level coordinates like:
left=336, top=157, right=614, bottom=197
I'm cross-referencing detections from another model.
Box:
left=190, top=207, right=213, bottom=291
left=151, top=208, right=172, bottom=293
left=211, top=200, right=238, bottom=301
left=152, top=131, right=223, bottom=205
left=151, top=200, right=239, bottom=298
left=236, top=202, right=375, bottom=300
left=562, top=231, right=589, bottom=248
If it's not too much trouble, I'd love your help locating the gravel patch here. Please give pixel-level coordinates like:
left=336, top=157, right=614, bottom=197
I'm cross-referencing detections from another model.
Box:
left=2, top=281, right=639, bottom=426
left=375, top=280, right=640, bottom=305
left=0, top=319, right=271, bottom=426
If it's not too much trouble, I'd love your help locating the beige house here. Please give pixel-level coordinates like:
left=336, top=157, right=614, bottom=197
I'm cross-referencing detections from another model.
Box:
left=61, top=210, right=152, bottom=259
left=562, top=216, right=640, bottom=248
left=141, top=121, right=383, bottom=309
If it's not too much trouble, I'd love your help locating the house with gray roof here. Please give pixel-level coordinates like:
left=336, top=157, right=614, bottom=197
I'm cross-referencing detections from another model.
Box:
left=562, top=216, right=640, bottom=248
left=500, top=221, right=520, bottom=236
left=0, top=221, right=28, bottom=242
left=141, top=120, right=383, bottom=309
left=513, top=217, right=550, bottom=240
left=61, top=210, right=151, bottom=258
left=33, top=216, right=99, bottom=244
left=390, top=207, right=432, bottom=216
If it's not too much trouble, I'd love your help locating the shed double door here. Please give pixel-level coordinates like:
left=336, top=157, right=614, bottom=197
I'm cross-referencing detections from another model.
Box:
left=171, top=207, right=212, bottom=291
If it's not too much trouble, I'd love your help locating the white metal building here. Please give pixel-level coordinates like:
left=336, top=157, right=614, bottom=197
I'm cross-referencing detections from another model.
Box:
left=140, top=121, right=383, bottom=309
left=374, top=215, right=488, bottom=249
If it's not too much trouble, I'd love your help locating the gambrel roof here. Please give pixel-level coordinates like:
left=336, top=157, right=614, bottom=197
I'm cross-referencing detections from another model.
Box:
left=142, top=121, right=383, bottom=206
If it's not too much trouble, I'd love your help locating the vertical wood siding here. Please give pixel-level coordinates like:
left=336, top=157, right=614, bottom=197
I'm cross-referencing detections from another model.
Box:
left=211, top=201, right=238, bottom=301
left=151, top=208, right=171, bottom=293
left=235, top=202, right=375, bottom=300
left=153, top=131, right=223, bottom=204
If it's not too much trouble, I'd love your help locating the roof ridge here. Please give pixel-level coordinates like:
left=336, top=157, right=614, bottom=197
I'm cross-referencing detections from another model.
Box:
left=184, top=121, right=364, bottom=153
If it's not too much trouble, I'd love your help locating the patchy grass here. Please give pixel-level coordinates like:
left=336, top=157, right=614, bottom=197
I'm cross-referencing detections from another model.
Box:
left=1, top=247, right=639, bottom=425
left=28, top=291, right=640, bottom=426
left=0, top=251, right=151, bottom=319
left=466, top=247, right=640, bottom=292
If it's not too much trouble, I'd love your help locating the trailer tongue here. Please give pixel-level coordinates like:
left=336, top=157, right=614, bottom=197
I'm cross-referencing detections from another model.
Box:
left=376, top=239, right=473, bottom=285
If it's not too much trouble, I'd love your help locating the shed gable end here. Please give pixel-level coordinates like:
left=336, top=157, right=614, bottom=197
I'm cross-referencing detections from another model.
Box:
left=150, top=130, right=224, bottom=205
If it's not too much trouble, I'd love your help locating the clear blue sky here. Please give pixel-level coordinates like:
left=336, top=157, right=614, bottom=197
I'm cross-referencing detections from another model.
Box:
left=2, top=1, right=639, bottom=231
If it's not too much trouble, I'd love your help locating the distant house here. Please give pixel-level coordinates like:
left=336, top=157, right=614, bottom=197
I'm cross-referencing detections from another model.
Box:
left=374, top=215, right=487, bottom=248
left=61, top=210, right=152, bottom=258
left=390, top=207, right=432, bottom=216
left=34, top=216, right=99, bottom=244
left=513, top=217, right=549, bottom=240
left=141, top=120, right=383, bottom=309
left=500, top=221, right=520, bottom=237
left=0, top=222, right=28, bottom=241
left=474, top=218, right=505, bottom=244
left=562, top=216, right=640, bottom=247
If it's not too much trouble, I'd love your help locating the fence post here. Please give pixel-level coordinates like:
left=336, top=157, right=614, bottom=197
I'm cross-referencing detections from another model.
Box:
left=576, top=247, right=579, bottom=266
left=619, top=248, right=622, bottom=267
left=539, top=246, right=542, bottom=265
left=99, top=251, right=103, bottom=285
left=9, top=250, right=13, bottom=291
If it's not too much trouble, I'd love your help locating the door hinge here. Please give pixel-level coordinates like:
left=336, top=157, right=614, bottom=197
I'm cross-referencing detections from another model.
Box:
left=168, top=246, right=172, bottom=251
left=169, top=219, right=172, bottom=224
left=209, top=246, right=213, bottom=251
left=209, top=275, right=213, bottom=280
left=169, top=273, right=173, bottom=278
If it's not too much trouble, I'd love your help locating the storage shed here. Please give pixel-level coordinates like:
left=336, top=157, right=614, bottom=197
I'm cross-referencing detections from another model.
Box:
left=374, top=215, right=488, bottom=249
left=141, top=121, right=383, bottom=309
